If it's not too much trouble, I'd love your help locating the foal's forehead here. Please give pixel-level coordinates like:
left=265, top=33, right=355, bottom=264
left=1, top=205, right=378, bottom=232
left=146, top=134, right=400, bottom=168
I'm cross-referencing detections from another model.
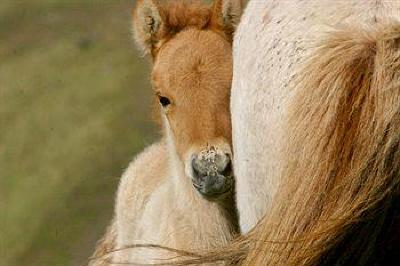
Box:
left=152, top=29, right=232, bottom=92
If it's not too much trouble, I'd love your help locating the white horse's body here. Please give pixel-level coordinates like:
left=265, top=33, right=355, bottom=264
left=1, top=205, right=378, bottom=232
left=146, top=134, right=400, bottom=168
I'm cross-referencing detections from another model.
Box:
left=233, top=0, right=400, bottom=232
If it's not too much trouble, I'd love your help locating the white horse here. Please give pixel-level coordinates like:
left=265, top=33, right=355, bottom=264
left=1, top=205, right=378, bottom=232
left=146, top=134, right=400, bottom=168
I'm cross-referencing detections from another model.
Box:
left=233, top=0, right=400, bottom=232
left=224, top=0, right=400, bottom=264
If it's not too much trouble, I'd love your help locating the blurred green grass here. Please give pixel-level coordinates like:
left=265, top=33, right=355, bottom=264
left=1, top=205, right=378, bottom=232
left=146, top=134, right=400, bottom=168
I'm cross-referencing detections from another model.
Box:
left=0, top=1, right=158, bottom=265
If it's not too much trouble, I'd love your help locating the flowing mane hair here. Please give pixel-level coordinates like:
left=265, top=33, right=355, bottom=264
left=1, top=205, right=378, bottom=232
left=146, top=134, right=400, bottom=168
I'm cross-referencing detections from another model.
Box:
left=172, top=22, right=400, bottom=265
left=240, top=22, right=400, bottom=265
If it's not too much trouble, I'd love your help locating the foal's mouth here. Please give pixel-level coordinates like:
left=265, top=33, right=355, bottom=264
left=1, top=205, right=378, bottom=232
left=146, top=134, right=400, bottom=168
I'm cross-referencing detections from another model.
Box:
left=192, top=174, right=234, bottom=200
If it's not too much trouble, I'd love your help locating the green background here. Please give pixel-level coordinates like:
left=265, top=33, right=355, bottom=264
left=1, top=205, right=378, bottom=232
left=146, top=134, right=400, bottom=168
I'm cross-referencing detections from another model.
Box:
left=0, top=1, right=158, bottom=265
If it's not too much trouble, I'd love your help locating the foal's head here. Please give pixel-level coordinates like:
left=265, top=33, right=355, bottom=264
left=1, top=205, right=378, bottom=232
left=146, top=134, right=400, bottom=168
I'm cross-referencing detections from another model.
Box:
left=132, top=0, right=242, bottom=199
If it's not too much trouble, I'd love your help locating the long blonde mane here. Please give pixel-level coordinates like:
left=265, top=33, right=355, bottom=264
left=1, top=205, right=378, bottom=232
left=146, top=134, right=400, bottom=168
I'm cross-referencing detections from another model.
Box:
left=241, top=23, right=400, bottom=265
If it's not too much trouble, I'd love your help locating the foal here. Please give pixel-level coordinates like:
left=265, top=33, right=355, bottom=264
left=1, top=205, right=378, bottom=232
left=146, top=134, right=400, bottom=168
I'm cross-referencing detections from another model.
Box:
left=90, top=0, right=243, bottom=264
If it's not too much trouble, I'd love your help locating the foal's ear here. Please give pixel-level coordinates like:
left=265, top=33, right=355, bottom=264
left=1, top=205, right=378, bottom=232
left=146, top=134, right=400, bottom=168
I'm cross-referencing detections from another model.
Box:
left=132, top=0, right=164, bottom=56
left=212, top=0, right=243, bottom=34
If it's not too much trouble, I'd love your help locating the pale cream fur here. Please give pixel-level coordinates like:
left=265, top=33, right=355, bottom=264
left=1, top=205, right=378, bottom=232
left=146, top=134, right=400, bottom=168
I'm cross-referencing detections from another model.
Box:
left=232, top=0, right=400, bottom=233
left=112, top=139, right=236, bottom=264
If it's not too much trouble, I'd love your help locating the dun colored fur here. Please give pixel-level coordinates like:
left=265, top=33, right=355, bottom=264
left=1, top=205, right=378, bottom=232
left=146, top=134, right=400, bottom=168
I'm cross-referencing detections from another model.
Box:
left=89, top=0, right=243, bottom=265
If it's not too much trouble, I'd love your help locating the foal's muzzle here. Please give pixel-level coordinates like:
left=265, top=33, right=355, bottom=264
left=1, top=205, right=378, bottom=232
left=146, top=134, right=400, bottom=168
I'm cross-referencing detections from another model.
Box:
left=191, top=148, right=233, bottom=199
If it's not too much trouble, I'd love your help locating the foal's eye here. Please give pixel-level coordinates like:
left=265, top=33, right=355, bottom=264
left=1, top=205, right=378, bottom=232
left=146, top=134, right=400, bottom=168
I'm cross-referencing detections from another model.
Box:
left=158, top=96, right=171, bottom=107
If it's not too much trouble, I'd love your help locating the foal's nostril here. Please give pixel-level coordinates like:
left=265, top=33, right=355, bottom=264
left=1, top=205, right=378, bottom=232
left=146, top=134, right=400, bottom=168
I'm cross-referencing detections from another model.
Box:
left=190, top=152, right=233, bottom=198
left=220, top=159, right=232, bottom=177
